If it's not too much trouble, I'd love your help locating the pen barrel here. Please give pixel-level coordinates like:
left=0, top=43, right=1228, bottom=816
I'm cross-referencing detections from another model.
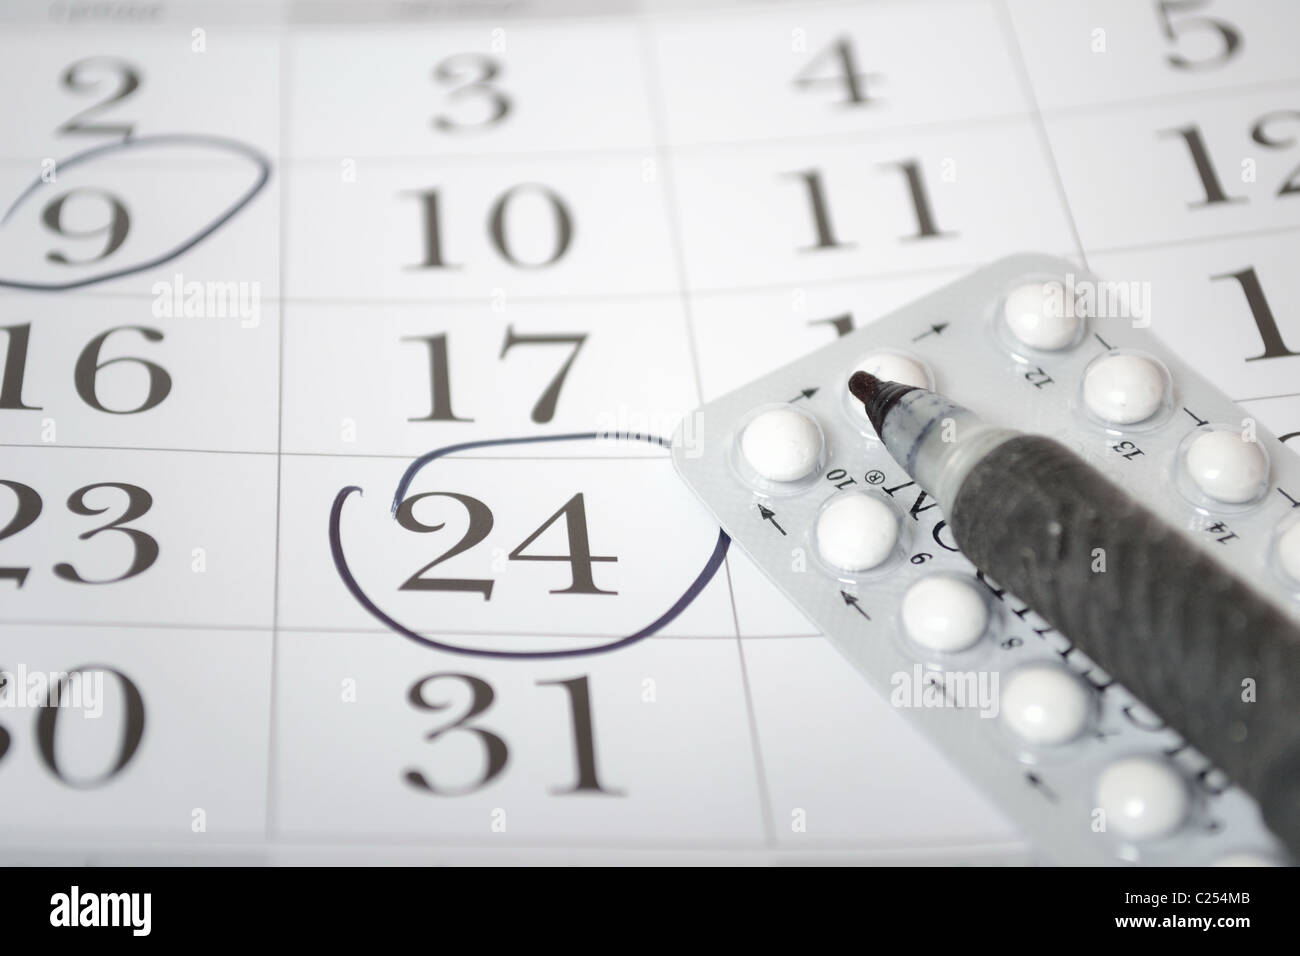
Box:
left=949, top=434, right=1300, bottom=854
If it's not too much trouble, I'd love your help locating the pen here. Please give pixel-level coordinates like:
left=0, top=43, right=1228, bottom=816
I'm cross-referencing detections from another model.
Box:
left=848, top=370, right=1300, bottom=856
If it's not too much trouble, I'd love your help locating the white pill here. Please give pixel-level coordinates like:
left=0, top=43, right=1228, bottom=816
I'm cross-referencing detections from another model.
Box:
left=740, top=407, right=822, bottom=482
left=816, top=494, right=898, bottom=572
left=1185, top=430, right=1268, bottom=504
left=1003, top=281, right=1080, bottom=350
left=1095, top=756, right=1189, bottom=841
left=852, top=352, right=929, bottom=390
left=1277, top=522, right=1300, bottom=584
left=848, top=353, right=930, bottom=424
left=1000, top=664, right=1091, bottom=746
left=1082, top=353, right=1165, bottom=425
left=901, top=575, right=988, bottom=653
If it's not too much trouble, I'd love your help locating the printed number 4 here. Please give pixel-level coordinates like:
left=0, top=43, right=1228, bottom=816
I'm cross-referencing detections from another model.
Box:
left=396, top=491, right=616, bottom=600
left=793, top=37, right=881, bottom=107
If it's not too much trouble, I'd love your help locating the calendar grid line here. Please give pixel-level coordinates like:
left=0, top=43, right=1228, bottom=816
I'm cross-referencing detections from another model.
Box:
left=725, top=559, right=780, bottom=847
left=6, top=64, right=1300, bottom=172
left=1238, top=391, right=1300, bottom=405
left=272, top=108, right=1038, bottom=163
left=0, top=616, right=823, bottom=639
left=6, top=380, right=1298, bottom=460
left=1, top=256, right=982, bottom=305
left=1031, top=71, right=1300, bottom=120
left=260, top=59, right=1300, bottom=159
left=0, top=443, right=678, bottom=460
left=638, top=24, right=723, bottom=408
left=10, top=212, right=1300, bottom=304
left=273, top=0, right=949, bottom=33
left=23, top=215, right=1296, bottom=315
left=996, top=0, right=1089, bottom=272
left=0, top=826, right=1028, bottom=857
left=1085, top=221, right=1300, bottom=257
left=264, top=32, right=291, bottom=842
left=637, top=19, right=784, bottom=843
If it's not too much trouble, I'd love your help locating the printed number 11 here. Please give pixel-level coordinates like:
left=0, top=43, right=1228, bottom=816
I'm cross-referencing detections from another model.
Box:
left=787, top=162, right=952, bottom=250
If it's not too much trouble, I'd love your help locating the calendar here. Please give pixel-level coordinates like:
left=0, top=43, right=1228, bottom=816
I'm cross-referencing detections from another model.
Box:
left=1, top=0, right=1298, bottom=865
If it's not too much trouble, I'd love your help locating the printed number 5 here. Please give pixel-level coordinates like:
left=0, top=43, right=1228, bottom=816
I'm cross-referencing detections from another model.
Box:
left=1156, top=0, right=1241, bottom=70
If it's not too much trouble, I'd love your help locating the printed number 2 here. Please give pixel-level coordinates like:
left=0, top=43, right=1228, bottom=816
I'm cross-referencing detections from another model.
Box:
left=58, top=57, right=141, bottom=137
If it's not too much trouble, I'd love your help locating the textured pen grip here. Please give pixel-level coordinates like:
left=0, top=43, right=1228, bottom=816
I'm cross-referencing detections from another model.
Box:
left=951, top=434, right=1300, bottom=853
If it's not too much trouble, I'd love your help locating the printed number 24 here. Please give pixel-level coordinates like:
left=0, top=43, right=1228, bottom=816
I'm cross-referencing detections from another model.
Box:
left=396, top=491, right=616, bottom=600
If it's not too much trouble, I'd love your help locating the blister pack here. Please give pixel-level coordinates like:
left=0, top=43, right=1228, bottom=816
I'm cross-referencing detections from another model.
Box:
left=672, top=253, right=1300, bottom=865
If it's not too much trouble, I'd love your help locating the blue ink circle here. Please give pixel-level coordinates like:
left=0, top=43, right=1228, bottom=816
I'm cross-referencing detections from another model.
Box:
left=0, top=133, right=272, bottom=292
left=330, top=431, right=730, bottom=660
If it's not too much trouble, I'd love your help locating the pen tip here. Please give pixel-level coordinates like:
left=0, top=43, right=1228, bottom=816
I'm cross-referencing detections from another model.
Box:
left=847, top=370, right=919, bottom=438
left=847, top=370, right=882, bottom=406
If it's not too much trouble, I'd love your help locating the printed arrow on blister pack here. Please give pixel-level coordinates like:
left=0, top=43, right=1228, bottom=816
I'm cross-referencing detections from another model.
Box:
left=840, top=591, right=870, bottom=620
left=911, top=322, right=948, bottom=341
left=756, top=504, right=786, bottom=535
left=1025, top=772, right=1058, bottom=802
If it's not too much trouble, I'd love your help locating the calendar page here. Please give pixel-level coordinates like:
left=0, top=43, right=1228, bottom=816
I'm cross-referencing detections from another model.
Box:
left=1, top=0, right=1298, bottom=865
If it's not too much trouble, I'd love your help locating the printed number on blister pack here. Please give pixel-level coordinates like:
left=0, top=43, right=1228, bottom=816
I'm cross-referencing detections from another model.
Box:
left=396, top=492, right=615, bottom=599
left=406, top=673, right=620, bottom=796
